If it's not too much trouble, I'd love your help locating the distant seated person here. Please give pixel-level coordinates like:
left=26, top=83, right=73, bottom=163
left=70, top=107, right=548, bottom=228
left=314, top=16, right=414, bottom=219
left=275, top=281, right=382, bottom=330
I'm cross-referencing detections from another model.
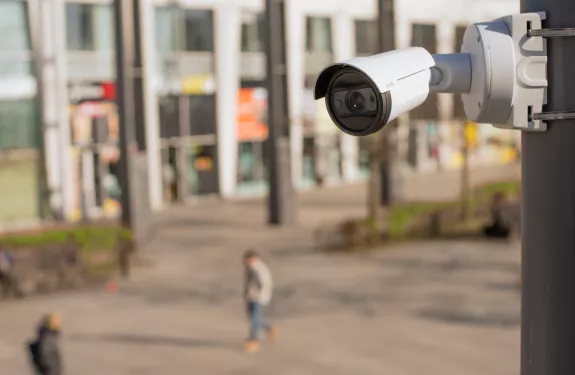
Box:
left=483, top=192, right=511, bottom=238
left=0, top=246, right=19, bottom=298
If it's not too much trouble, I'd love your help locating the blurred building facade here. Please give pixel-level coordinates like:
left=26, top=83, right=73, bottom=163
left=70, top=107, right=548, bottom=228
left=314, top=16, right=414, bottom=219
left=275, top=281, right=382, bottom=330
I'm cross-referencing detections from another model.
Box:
left=0, top=0, right=520, bottom=224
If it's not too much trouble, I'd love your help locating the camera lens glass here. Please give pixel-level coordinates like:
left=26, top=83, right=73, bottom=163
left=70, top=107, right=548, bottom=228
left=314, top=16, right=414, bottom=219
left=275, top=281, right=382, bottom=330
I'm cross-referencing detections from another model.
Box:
left=346, top=91, right=366, bottom=112
left=327, top=69, right=390, bottom=135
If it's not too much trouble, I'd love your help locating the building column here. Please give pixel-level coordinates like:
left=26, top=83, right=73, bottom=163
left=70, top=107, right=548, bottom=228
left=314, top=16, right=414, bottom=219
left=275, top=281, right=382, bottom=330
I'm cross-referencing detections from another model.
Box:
left=31, top=0, right=74, bottom=220
left=214, top=4, right=240, bottom=197
left=285, top=3, right=304, bottom=188
left=54, top=0, right=75, bottom=220
left=140, top=0, right=163, bottom=210
left=333, top=11, right=359, bottom=182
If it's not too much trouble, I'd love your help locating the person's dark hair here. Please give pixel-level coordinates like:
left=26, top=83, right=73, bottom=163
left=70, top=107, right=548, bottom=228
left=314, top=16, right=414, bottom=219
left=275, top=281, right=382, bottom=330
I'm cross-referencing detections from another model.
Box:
left=243, top=249, right=258, bottom=261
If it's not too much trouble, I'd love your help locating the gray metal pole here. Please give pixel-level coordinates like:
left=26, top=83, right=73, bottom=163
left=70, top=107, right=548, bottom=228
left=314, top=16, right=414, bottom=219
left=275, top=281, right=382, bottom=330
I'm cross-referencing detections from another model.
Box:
left=113, top=0, right=137, bottom=228
left=377, top=0, right=396, bottom=206
left=520, top=0, right=575, bottom=374
left=113, top=0, right=151, bottom=249
left=264, top=0, right=296, bottom=226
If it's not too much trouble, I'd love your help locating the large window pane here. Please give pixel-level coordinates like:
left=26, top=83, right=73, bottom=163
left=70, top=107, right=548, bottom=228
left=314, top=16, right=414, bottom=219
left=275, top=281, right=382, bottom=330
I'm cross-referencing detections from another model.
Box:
left=241, top=13, right=264, bottom=52
left=159, top=95, right=180, bottom=139
left=0, top=100, right=40, bottom=151
left=66, top=3, right=114, bottom=51
left=0, top=156, right=39, bottom=221
left=355, top=20, right=378, bottom=56
left=306, top=17, right=332, bottom=53
left=189, top=95, right=217, bottom=136
left=154, top=6, right=179, bottom=53
left=93, top=4, right=114, bottom=51
left=184, top=9, right=214, bottom=52
left=66, top=3, right=95, bottom=50
left=0, top=1, right=30, bottom=51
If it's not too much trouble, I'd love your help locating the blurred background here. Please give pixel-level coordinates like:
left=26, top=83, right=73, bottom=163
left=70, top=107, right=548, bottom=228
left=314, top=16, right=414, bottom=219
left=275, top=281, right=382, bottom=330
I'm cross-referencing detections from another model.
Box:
left=0, top=0, right=522, bottom=374
left=0, top=0, right=521, bottom=225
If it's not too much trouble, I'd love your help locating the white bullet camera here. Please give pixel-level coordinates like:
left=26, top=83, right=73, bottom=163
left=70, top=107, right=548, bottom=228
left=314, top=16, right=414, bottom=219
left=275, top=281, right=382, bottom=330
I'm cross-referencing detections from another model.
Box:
left=314, top=12, right=550, bottom=135
left=314, top=47, right=435, bottom=136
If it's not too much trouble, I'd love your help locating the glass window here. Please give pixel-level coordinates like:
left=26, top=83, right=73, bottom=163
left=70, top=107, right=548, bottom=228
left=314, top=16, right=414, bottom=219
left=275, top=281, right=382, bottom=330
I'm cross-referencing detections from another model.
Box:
left=241, top=13, right=264, bottom=52
left=0, top=0, right=30, bottom=51
left=306, top=17, right=332, bottom=53
left=184, top=9, right=214, bottom=52
left=0, top=100, right=40, bottom=151
left=158, top=95, right=180, bottom=139
left=66, top=3, right=113, bottom=51
left=189, top=95, right=217, bottom=136
left=93, top=4, right=114, bottom=51
left=66, top=3, right=95, bottom=51
left=154, top=6, right=179, bottom=53
left=355, top=19, right=378, bottom=56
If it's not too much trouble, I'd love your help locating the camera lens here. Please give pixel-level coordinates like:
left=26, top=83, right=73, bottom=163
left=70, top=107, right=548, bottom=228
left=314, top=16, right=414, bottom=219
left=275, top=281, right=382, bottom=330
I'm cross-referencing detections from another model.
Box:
left=346, top=91, right=365, bottom=112
left=327, top=68, right=392, bottom=136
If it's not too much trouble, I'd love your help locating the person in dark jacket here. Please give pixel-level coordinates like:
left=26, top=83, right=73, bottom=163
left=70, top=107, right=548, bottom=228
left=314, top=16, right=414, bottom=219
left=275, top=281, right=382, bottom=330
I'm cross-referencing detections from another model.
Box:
left=28, top=314, right=63, bottom=375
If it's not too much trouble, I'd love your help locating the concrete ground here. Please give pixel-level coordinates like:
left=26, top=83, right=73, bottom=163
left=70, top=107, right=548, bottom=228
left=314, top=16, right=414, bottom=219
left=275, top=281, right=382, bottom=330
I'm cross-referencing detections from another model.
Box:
left=0, top=182, right=521, bottom=375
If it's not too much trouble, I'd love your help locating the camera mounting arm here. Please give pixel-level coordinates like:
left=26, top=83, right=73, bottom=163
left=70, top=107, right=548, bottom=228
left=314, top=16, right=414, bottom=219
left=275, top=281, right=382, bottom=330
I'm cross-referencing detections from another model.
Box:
left=429, top=53, right=472, bottom=94
left=426, top=12, right=550, bottom=132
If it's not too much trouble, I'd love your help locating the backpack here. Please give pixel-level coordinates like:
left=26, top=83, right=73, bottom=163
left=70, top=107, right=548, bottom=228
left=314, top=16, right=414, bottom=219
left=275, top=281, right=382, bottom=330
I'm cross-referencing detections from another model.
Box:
left=28, top=340, right=45, bottom=374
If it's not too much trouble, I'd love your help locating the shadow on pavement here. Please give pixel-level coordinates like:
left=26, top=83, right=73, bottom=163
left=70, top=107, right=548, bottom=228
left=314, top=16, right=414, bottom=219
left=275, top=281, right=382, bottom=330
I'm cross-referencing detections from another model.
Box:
left=69, top=333, right=237, bottom=350
left=413, top=307, right=520, bottom=328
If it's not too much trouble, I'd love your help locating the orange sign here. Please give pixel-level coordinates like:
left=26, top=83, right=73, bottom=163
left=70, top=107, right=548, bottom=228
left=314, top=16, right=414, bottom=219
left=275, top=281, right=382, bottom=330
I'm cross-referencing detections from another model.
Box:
left=237, top=88, right=268, bottom=141
left=194, top=157, right=213, bottom=171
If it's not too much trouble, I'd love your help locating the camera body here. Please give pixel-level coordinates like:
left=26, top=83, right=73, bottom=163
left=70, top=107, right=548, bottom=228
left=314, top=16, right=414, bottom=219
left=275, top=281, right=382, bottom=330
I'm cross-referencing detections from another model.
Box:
left=314, top=47, right=435, bottom=136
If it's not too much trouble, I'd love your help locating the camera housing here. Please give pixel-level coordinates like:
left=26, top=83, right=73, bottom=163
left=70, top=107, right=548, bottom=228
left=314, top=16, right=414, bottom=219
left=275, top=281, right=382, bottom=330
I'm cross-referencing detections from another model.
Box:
left=314, top=47, right=435, bottom=136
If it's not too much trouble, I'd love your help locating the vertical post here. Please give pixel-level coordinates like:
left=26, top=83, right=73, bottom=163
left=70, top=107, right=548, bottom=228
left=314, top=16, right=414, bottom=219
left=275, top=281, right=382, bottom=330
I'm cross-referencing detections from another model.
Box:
left=114, top=0, right=136, bottom=228
left=264, top=0, right=296, bottom=225
left=113, top=0, right=150, bottom=252
left=377, top=0, right=396, bottom=206
left=460, top=121, right=471, bottom=221
left=520, top=0, right=575, bottom=374
left=28, top=0, right=64, bottom=220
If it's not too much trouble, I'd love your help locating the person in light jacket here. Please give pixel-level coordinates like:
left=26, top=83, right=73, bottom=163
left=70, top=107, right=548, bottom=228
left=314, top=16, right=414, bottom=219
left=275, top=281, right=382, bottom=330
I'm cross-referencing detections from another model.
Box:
left=243, top=249, right=276, bottom=353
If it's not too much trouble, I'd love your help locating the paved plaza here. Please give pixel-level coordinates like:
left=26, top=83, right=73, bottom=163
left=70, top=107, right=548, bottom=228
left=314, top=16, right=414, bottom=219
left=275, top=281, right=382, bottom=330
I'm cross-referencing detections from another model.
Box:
left=0, top=182, right=521, bottom=375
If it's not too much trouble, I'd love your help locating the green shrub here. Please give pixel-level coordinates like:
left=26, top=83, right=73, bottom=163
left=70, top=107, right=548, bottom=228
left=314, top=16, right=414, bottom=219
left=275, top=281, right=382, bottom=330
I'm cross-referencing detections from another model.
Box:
left=0, top=224, right=132, bottom=255
left=387, top=180, right=521, bottom=240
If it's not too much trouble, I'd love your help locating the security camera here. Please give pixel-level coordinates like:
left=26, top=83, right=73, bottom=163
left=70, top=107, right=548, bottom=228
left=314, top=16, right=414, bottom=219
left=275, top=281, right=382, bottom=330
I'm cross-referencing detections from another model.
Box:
left=314, top=47, right=435, bottom=136
left=315, top=12, right=550, bottom=136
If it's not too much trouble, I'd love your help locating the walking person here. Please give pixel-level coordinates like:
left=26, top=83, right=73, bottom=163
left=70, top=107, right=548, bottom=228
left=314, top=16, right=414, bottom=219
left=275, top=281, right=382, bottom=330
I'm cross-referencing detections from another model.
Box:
left=28, top=314, right=63, bottom=375
left=243, top=249, right=276, bottom=353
